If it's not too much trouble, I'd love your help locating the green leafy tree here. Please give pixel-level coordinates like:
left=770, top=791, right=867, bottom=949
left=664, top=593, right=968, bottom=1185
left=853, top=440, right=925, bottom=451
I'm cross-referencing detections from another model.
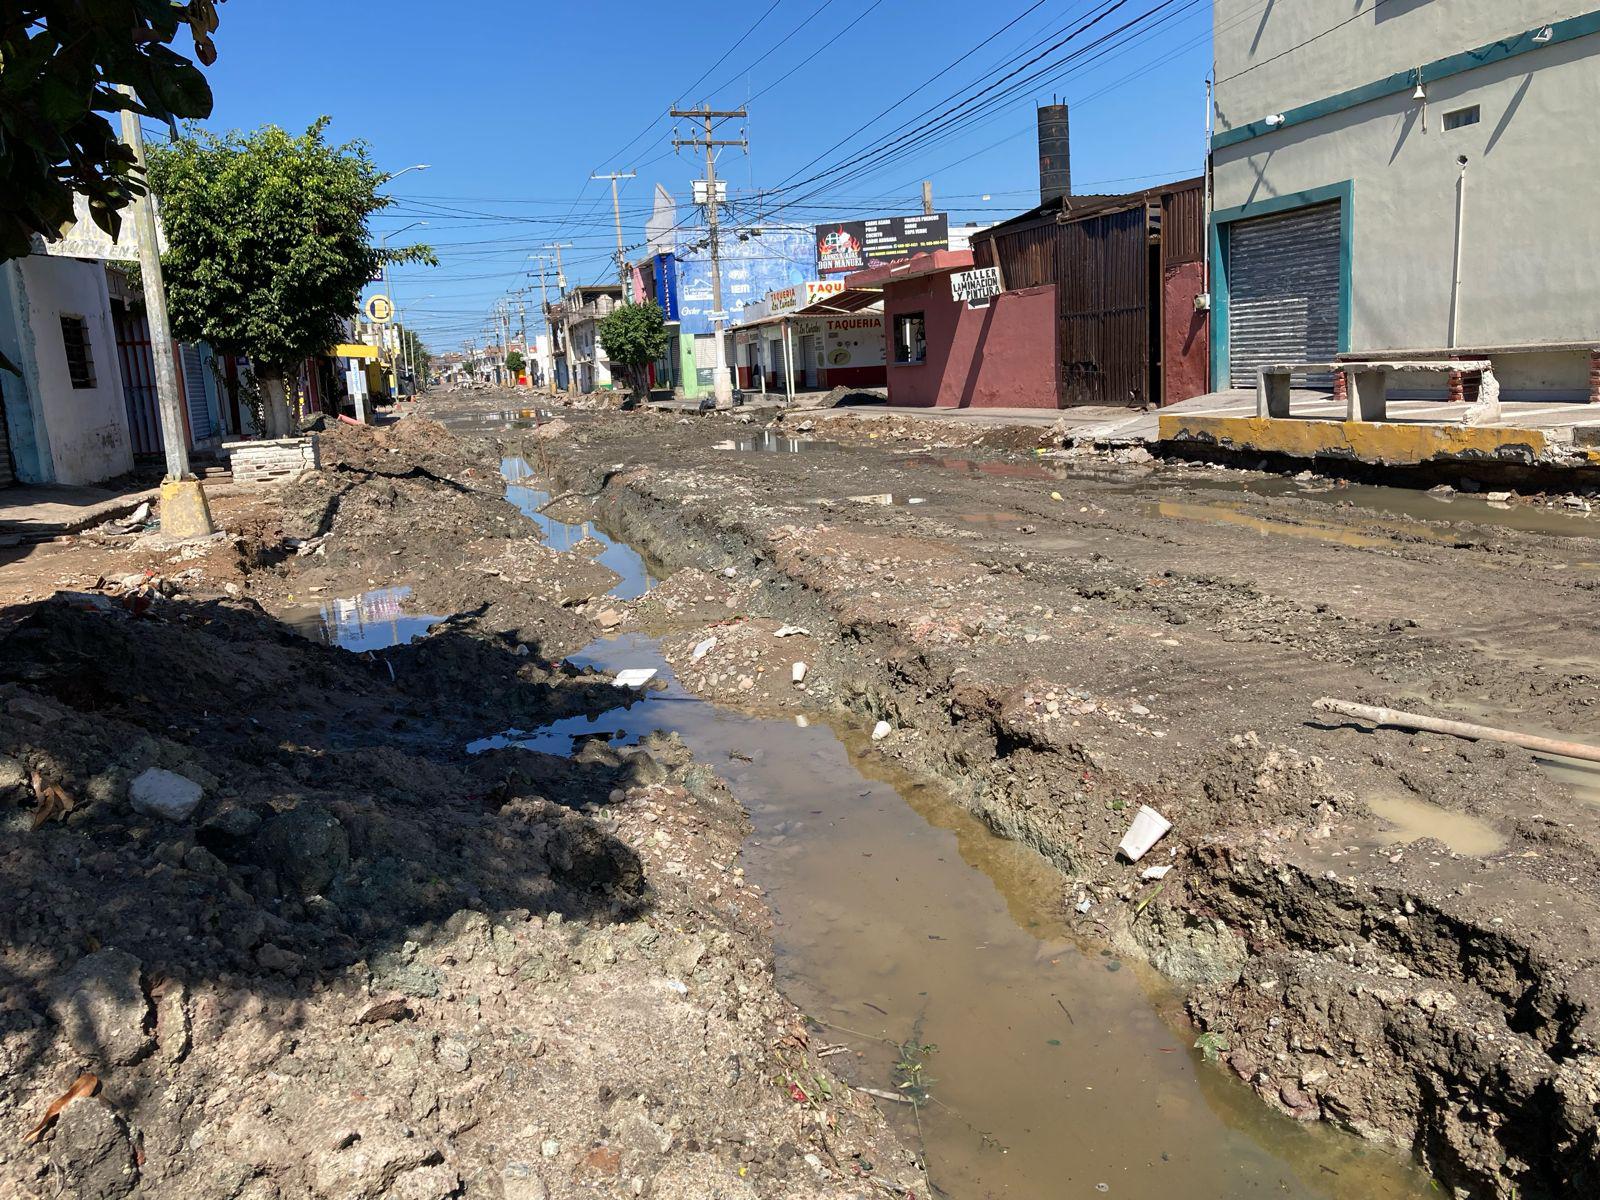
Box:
left=596, top=303, right=668, bottom=406
left=147, top=119, right=434, bottom=434
left=504, top=349, right=526, bottom=380
left=1, top=1, right=225, bottom=263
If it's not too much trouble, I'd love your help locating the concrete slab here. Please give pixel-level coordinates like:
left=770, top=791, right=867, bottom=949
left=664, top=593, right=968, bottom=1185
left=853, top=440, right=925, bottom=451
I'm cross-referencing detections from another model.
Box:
left=1158, top=388, right=1600, bottom=469
left=0, top=483, right=160, bottom=544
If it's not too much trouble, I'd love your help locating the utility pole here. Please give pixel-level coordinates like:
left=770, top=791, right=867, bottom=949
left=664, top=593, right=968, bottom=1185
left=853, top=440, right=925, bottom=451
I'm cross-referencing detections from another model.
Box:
left=592, top=172, right=636, bottom=295
left=530, top=256, right=557, bottom=396
left=672, top=105, right=747, bottom=408
left=542, top=242, right=574, bottom=393
left=116, top=88, right=214, bottom=536
left=922, top=180, right=934, bottom=217
left=517, top=299, right=529, bottom=386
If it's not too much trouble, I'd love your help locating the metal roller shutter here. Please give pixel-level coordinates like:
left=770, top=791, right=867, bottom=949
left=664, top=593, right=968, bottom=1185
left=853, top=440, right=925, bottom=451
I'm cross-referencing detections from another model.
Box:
left=0, top=389, right=13, bottom=487
left=180, top=344, right=213, bottom=442
left=1227, top=202, right=1341, bottom=388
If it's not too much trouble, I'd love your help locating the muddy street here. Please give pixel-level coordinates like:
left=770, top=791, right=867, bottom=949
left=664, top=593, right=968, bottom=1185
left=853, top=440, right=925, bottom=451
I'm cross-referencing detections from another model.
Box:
left=4, top=391, right=1598, bottom=1200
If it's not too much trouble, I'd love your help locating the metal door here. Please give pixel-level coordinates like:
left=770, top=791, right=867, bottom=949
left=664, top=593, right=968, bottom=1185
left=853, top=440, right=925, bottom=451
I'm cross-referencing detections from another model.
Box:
left=1227, top=202, right=1341, bottom=387
left=180, top=344, right=213, bottom=441
left=0, top=376, right=14, bottom=487
left=114, top=305, right=162, bottom=455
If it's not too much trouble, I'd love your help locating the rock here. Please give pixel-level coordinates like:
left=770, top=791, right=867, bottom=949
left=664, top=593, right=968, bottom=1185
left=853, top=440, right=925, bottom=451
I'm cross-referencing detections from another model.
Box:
left=596, top=608, right=624, bottom=629
left=355, top=997, right=413, bottom=1025
left=128, top=767, right=204, bottom=821
left=8, top=693, right=65, bottom=724
left=391, top=1163, right=463, bottom=1200
left=47, top=1098, right=137, bottom=1198
left=256, top=801, right=349, bottom=897
left=435, top=1036, right=473, bottom=1073
left=255, top=943, right=305, bottom=975
left=47, top=949, right=152, bottom=1067
left=0, top=753, right=27, bottom=798
left=500, top=1165, right=550, bottom=1200
left=313, top=1135, right=442, bottom=1199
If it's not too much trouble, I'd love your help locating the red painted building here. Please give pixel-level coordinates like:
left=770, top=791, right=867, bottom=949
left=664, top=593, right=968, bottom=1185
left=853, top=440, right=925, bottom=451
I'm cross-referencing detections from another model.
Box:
left=846, top=250, right=1058, bottom=409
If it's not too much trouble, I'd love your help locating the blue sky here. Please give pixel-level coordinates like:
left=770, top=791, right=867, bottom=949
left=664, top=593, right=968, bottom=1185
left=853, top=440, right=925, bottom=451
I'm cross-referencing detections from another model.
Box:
left=197, top=0, right=1215, bottom=350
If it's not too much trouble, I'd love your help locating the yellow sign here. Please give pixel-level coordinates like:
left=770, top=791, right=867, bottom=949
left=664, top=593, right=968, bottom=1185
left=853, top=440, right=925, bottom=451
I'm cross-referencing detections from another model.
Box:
left=333, top=343, right=379, bottom=359
left=365, top=294, right=394, bottom=323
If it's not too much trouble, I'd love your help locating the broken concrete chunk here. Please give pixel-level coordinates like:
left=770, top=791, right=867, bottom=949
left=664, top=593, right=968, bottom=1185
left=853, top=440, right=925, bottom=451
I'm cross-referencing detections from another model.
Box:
left=47, top=949, right=153, bottom=1067
left=691, top=636, right=717, bottom=661
left=128, top=767, right=204, bottom=821
left=256, top=801, right=349, bottom=897
left=47, top=1097, right=137, bottom=1198
left=1117, top=805, right=1172, bottom=863
left=612, top=668, right=657, bottom=688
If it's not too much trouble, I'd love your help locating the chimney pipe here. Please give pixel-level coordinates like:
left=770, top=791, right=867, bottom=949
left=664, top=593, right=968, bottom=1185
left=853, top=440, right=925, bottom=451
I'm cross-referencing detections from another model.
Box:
left=1038, top=103, right=1071, bottom=206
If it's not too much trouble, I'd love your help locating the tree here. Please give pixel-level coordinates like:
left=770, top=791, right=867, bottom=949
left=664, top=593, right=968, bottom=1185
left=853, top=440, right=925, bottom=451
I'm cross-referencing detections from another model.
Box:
left=1, top=1, right=225, bottom=263
left=595, top=303, right=668, bottom=407
left=504, top=349, right=525, bottom=380
left=146, top=119, right=434, bottom=435
left=401, top=328, right=431, bottom=386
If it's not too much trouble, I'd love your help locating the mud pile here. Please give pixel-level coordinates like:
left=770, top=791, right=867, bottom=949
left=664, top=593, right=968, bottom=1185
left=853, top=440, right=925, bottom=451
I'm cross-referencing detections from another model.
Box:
left=0, top=417, right=921, bottom=1198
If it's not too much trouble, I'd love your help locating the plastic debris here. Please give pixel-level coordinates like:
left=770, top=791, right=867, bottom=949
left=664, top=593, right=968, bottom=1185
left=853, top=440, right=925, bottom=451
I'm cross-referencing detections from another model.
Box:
left=691, top=636, right=717, bottom=661
left=1118, top=805, right=1172, bottom=863
left=871, top=720, right=892, bottom=741
left=792, top=662, right=807, bottom=683
left=611, top=668, right=657, bottom=688
left=1075, top=897, right=1093, bottom=914
left=773, top=625, right=810, bottom=638
left=1140, top=864, right=1172, bottom=881
left=721, top=566, right=737, bottom=577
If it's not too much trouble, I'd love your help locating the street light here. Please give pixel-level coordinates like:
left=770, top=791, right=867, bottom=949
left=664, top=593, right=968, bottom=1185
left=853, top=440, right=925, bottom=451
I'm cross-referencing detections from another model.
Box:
left=386, top=163, right=431, bottom=184
left=378, top=219, right=427, bottom=399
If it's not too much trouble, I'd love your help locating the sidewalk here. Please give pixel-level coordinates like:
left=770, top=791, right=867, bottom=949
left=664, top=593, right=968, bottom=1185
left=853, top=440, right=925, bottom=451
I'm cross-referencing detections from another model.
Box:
left=0, top=482, right=159, bottom=545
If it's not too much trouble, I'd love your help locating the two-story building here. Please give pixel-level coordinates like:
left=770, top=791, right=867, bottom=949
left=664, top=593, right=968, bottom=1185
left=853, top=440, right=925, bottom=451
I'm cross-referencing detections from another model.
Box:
left=1211, top=3, right=1600, bottom=399
left=560, top=285, right=622, bottom=393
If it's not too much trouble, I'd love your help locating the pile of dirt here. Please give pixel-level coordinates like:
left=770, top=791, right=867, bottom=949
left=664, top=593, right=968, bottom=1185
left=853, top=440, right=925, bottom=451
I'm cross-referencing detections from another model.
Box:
left=0, top=416, right=923, bottom=1198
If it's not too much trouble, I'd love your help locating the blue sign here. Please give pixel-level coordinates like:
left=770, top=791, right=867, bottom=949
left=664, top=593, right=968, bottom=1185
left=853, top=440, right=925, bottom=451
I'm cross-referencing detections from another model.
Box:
left=653, top=253, right=679, bottom=322
left=674, top=224, right=812, bottom=336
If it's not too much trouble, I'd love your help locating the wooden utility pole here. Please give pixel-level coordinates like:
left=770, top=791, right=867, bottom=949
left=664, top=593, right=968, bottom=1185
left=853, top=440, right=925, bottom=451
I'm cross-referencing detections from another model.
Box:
left=922, top=180, right=934, bottom=217
left=591, top=172, right=636, bottom=295
left=530, top=256, right=556, bottom=395
left=672, top=105, right=746, bottom=408
left=543, top=241, right=574, bottom=394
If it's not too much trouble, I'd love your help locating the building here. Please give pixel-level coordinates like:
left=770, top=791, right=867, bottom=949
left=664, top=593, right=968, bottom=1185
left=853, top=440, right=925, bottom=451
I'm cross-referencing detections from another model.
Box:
left=967, top=176, right=1209, bottom=408
left=1210, top=4, right=1600, bottom=398
left=732, top=281, right=887, bottom=396
left=0, top=253, right=134, bottom=486
left=559, top=285, right=623, bottom=393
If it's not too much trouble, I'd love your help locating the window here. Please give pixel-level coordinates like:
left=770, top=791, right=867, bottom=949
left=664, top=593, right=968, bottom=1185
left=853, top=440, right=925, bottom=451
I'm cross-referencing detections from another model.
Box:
left=1443, top=105, right=1480, bottom=131
left=59, top=315, right=95, bottom=388
left=894, top=312, right=926, bottom=364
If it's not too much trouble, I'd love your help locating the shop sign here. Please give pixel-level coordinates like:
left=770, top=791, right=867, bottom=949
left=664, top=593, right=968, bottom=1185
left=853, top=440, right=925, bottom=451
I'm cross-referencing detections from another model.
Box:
left=950, top=266, right=1002, bottom=308
left=815, top=214, right=948, bottom=275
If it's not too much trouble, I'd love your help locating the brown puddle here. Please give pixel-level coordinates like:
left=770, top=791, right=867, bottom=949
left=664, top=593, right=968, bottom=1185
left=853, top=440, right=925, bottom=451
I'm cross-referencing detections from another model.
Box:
left=1366, top=792, right=1506, bottom=856
left=483, top=632, right=1435, bottom=1199
left=1151, top=501, right=1400, bottom=550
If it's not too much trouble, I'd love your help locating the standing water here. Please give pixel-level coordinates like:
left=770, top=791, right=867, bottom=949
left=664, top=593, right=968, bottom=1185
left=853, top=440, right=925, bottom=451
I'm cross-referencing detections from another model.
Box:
left=481, top=465, right=1435, bottom=1199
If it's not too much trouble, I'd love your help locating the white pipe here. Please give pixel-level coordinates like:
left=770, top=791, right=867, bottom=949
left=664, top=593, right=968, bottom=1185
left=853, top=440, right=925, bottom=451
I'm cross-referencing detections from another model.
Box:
left=1449, top=155, right=1468, bottom=350
left=783, top=318, right=796, bottom=403
left=1203, top=76, right=1213, bottom=295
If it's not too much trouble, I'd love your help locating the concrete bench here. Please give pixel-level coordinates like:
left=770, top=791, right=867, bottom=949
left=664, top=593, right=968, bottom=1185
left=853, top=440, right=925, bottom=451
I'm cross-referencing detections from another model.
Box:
left=1257, top=359, right=1496, bottom=422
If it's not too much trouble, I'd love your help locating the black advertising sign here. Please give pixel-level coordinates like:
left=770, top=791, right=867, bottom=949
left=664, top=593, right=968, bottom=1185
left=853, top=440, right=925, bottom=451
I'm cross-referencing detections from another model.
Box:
left=815, top=214, right=949, bottom=275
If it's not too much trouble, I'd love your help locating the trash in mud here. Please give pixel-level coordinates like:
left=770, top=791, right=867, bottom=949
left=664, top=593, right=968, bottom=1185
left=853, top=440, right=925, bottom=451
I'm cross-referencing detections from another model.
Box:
left=792, top=662, right=808, bottom=683
left=871, top=720, right=892, bottom=741
left=692, top=635, right=717, bottom=660
left=1140, top=863, right=1173, bottom=881
left=611, top=667, right=658, bottom=688
left=1117, top=805, right=1172, bottom=863
left=774, top=625, right=810, bottom=638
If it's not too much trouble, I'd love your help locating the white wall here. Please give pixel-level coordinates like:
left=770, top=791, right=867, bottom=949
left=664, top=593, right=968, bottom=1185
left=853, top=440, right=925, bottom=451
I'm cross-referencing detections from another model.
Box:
left=13, top=257, right=133, bottom=485
left=1213, top=4, right=1600, bottom=393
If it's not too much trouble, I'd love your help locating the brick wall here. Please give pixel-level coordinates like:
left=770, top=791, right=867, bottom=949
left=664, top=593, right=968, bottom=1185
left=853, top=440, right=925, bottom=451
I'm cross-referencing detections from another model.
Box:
left=223, top=435, right=321, bottom=488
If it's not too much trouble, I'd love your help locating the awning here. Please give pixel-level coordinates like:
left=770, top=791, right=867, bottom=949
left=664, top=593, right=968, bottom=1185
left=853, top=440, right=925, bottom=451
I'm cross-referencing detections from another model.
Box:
left=731, top=289, right=883, bottom=329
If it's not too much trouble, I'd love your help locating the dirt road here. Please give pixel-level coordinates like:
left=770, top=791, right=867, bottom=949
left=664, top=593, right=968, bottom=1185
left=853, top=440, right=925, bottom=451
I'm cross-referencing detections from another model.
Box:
left=475, top=392, right=1600, bottom=1199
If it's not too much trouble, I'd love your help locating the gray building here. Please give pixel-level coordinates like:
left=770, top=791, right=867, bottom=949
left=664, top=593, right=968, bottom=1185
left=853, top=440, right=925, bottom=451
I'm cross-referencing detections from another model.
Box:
left=1211, top=3, right=1600, bottom=398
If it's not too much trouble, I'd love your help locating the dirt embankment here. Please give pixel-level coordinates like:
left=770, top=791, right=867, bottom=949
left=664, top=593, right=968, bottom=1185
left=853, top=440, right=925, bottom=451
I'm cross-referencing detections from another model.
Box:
left=518, top=404, right=1600, bottom=1199
left=0, top=416, right=922, bottom=1200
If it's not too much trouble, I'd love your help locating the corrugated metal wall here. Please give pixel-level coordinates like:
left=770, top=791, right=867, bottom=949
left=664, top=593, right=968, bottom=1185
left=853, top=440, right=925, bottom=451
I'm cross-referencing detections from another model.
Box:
left=979, top=203, right=1151, bottom=407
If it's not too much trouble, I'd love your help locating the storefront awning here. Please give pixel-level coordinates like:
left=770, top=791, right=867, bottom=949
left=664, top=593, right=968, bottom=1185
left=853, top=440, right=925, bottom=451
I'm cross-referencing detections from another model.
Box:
left=731, top=289, right=883, bottom=329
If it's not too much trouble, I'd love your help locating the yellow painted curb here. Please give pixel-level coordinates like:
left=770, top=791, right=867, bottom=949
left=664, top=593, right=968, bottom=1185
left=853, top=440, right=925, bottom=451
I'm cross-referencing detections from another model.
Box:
left=159, top=478, right=215, bottom=540
left=1158, top=414, right=1549, bottom=467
